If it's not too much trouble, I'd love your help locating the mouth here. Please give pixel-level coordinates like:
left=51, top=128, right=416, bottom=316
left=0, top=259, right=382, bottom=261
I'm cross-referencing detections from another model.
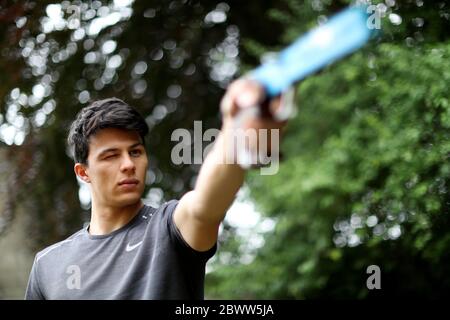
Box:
left=118, top=178, right=139, bottom=186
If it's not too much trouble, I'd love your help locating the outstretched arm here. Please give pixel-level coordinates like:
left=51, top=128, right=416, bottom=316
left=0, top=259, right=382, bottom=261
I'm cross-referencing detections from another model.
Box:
left=173, top=79, right=287, bottom=251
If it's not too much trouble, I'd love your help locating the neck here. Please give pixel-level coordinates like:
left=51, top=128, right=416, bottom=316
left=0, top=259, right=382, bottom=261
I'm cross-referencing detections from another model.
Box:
left=88, top=200, right=144, bottom=236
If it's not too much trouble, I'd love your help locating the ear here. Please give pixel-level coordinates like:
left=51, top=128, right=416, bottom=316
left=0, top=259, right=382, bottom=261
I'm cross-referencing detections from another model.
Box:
left=74, top=163, right=90, bottom=183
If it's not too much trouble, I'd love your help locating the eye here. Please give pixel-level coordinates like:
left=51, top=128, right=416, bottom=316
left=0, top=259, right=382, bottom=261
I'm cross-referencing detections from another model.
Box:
left=104, top=154, right=118, bottom=160
left=130, top=149, right=142, bottom=157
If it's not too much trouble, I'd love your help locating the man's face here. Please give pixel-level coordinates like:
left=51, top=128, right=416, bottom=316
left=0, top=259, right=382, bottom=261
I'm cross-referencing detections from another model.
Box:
left=81, top=128, right=148, bottom=208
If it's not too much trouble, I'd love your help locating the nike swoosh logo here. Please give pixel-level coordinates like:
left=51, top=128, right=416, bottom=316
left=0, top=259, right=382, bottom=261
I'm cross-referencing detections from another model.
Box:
left=125, top=241, right=143, bottom=252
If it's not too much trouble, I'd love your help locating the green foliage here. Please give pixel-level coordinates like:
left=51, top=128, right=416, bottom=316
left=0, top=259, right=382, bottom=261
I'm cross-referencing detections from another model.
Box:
left=206, top=1, right=450, bottom=298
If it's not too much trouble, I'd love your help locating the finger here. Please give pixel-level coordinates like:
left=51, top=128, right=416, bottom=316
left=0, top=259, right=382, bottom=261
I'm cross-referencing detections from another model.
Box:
left=222, top=79, right=266, bottom=118
left=221, top=79, right=251, bottom=117
left=236, top=87, right=264, bottom=109
left=230, top=79, right=265, bottom=109
left=269, top=95, right=282, bottom=116
left=220, top=93, right=234, bottom=116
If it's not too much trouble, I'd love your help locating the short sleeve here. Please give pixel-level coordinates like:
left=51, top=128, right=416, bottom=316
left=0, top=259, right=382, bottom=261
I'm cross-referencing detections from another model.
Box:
left=163, top=200, right=217, bottom=261
left=25, top=256, right=45, bottom=300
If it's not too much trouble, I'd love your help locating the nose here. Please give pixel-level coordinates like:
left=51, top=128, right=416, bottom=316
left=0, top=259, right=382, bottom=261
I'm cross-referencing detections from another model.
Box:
left=120, top=154, right=136, bottom=173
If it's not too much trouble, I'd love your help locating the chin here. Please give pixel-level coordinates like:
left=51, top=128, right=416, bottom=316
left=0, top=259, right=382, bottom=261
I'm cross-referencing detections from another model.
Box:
left=115, top=194, right=142, bottom=207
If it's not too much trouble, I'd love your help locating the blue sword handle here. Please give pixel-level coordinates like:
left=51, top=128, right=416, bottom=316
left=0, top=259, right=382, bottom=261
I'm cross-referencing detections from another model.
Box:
left=248, top=5, right=376, bottom=98
left=233, top=5, right=378, bottom=169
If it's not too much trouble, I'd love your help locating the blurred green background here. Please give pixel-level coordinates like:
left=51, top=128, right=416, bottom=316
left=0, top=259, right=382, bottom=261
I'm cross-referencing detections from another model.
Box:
left=0, top=0, right=449, bottom=299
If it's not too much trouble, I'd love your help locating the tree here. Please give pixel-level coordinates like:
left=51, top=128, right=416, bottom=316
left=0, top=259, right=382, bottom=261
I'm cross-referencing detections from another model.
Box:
left=206, top=0, right=450, bottom=298
left=0, top=0, right=284, bottom=250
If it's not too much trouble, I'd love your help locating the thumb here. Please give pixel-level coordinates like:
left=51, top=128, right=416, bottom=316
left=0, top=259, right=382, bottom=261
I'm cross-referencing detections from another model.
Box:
left=236, top=90, right=261, bottom=109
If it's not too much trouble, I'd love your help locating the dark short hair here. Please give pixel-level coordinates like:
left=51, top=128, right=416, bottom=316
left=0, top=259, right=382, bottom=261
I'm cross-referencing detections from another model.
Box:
left=67, top=98, right=149, bottom=165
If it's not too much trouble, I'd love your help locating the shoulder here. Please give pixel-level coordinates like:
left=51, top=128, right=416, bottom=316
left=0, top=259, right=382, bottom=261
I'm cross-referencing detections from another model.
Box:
left=156, top=197, right=217, bottom=256
left=35, top=228, right=85, bottom=264
left=144, top=199, right=179, bottom=220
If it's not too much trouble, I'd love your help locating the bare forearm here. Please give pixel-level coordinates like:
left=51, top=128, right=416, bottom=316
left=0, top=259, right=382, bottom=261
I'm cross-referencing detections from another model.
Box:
left=173, top=79, right=289, bottom=252
left=191, top=122, right=245, bottom=223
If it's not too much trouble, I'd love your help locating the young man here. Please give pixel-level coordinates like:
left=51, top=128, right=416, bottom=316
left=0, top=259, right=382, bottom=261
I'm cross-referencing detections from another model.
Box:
left=25, top=79, right=289, bottom=299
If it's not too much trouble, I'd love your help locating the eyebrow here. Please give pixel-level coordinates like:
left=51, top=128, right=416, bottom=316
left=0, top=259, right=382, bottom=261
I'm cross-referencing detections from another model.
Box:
left=97, top=142, right=144, bottom=158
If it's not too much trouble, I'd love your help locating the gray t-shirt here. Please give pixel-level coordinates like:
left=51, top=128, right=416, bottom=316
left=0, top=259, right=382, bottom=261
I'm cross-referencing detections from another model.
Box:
left=25, top=200, right=216, bottom=300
